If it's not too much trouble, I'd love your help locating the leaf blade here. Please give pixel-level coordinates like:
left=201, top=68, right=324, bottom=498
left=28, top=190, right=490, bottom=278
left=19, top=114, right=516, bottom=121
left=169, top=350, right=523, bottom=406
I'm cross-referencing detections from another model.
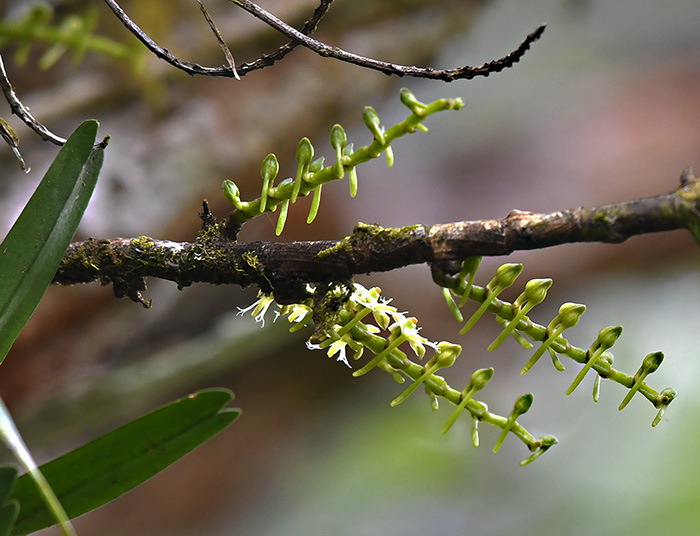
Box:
left=9, top=389, right=240, bottom=536
left=0, top=120, right=104, bottom=363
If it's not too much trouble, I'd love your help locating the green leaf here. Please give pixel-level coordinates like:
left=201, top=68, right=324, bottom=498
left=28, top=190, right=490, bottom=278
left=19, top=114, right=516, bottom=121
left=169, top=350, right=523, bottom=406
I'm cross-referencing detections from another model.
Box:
left=0, top=466, right=19, bottom=536
left=0, top=120, right=104, bottom=364
left=9, top=389, right=240, bottom=536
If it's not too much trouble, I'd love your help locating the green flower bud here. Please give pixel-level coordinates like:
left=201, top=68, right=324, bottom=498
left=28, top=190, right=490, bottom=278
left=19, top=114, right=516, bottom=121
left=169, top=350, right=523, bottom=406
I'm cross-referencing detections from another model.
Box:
left=330, top=123, right=347, bottom=149
left=517, top=278, right=553, bottom=308
left=513, top=393, right=534, bottom=415
left=461, top=263, right=522, bottom=334
left=399, top=87, right=428, bottom=117
left=363, top=106, right=386, bottom=145
left=470, top=367, right=495, bottom=391
left=641, top=350, right=664, bottom=374
left=330, top=124, right=347, bottom=179
left=521, top=303, right=586, bottom=375
left=618, top=351, right=665, bottom=411
left=493, top=393, right=534, bottom=453
left=489, top=278, right=552, bottom=352
left=441, top=367, right=493, bottom=435
left=308, top=156, right=325, bottom=174
left=259, top=153, right=279, bottom=213
left=557, top=302, right=586, bottom=329
left=391, top=341, right=459, bottom=407
left=261, top=153, right=279, bottom=181
left=598, top=325, right=623, bottom=350
left=494, top=263, right=524, bottom=289
left=435, top=342, right=461, bottom=368
left=293, top=137, right=314, bottom=202
left=222, top=180, right=242, bottom=208
left=296, top=136, right=314, bottom=164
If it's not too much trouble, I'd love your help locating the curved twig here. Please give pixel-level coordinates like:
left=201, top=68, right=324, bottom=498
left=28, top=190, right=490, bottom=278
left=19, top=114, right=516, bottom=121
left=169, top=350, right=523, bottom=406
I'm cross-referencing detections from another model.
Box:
left=104, top=0, right=544, bottom=81
left=0, top=53, right=67, bottom=147
left=103, top=0, right=335, bottom=78
left=229, top=0, right=546, bottom=81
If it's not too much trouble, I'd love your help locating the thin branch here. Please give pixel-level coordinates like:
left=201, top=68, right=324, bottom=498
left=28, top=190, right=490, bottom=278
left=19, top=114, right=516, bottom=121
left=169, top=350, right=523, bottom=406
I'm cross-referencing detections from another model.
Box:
left=0, top=53, right=67, bottom=147
left=228, top=0, right=546, bottom=81
left=198, top=0, right=240, bottom=80
left=103, top=0, right=334, bottom=78
left=55, top=170, right=700, bottom=305
left=104, top=0, right=543, bottom=81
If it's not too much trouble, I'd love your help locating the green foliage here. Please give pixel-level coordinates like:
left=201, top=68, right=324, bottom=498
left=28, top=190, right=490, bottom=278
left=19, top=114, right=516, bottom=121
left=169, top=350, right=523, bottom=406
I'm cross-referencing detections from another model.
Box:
left=9, top=389, right=240, bottom=536
left=0, top=467, right=19, bottom=536
left=222, top=88, right=463, bottom=235
left=0, top=120, right=104, bottom=534
left=0, top=120, right=103, bottom=364
left=0, top=121, right=238, bottom=534
left=0, top=4, right=141, bottom=69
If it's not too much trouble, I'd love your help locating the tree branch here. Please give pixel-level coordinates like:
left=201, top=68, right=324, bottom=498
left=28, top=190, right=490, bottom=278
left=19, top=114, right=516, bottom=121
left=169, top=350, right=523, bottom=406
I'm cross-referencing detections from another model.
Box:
left=0, top=53, right=67, bottom=148
left=228, top=0, right=546, bottom=81
left=104, top=0, right=544, bottom=81
left=55, top=169, right=700, bottom=305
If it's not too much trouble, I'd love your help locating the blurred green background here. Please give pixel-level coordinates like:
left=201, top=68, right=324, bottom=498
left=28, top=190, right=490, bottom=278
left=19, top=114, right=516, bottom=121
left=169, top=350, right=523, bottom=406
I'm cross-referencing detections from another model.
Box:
left=0, top=0, right=699, bottom=534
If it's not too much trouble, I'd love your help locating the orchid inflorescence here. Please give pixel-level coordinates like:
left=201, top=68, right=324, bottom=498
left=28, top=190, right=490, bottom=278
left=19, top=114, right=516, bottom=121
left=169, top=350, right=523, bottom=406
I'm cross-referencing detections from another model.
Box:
left=231, top=87, right=676, bottom=464
left=238, top=283, right=557, bottom=466
left=439, top=257, right=677, bottom=426
left=222, top=89, right=464, bottom=235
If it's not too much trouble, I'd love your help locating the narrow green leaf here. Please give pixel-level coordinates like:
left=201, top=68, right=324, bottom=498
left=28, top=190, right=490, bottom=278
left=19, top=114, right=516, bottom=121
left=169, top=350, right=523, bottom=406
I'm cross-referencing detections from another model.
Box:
left=0, top=398, right=74, bottom=536
left=10, top=389, right=240, bottom=536
left=0, top=120, right=104, bottom=364
left=0, top=466, right=19, bottom=536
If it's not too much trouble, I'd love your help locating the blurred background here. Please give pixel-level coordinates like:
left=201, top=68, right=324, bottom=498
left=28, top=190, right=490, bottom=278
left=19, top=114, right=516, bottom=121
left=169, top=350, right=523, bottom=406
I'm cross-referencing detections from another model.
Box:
left=0, top=0, right=699, bottom=534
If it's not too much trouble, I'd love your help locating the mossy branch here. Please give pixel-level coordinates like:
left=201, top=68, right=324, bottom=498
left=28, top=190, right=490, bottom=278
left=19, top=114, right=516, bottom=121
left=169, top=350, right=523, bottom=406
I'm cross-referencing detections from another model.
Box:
left=55, top=169, right=700, bottom=305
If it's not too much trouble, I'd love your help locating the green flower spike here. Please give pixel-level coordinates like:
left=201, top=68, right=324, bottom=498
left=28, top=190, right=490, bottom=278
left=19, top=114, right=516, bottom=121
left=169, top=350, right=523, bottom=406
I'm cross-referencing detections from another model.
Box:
left=493, top=393, right=534, bottom=453
left=390, top=342, right=461, bottom=407
left=292, top=137, right=314, bottom=202
left=400, top=88, right=428, bottom=117
left=618, top=351, right=664, bottom=410
left=353, top=316, right=424, bottom=377
left=460, top=263, right=523, bottom=334
left=363, top=106, right=386, bottom=146
left=442, top=367, right=494, bottom=434
left=521, top=302, right=586, bottom=375
left=458, top=256, right=482, bottom=307
left=488, top=278, right=553, bottom=352
left=259, top=153, right=279, bottom=213
left=566, top=326, right=623, bottom=396
left=330, top=124, right=347, bottom=179
left=520, top=435, right=558, bottom=466
left=652, top=387, right=677, bottom=427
